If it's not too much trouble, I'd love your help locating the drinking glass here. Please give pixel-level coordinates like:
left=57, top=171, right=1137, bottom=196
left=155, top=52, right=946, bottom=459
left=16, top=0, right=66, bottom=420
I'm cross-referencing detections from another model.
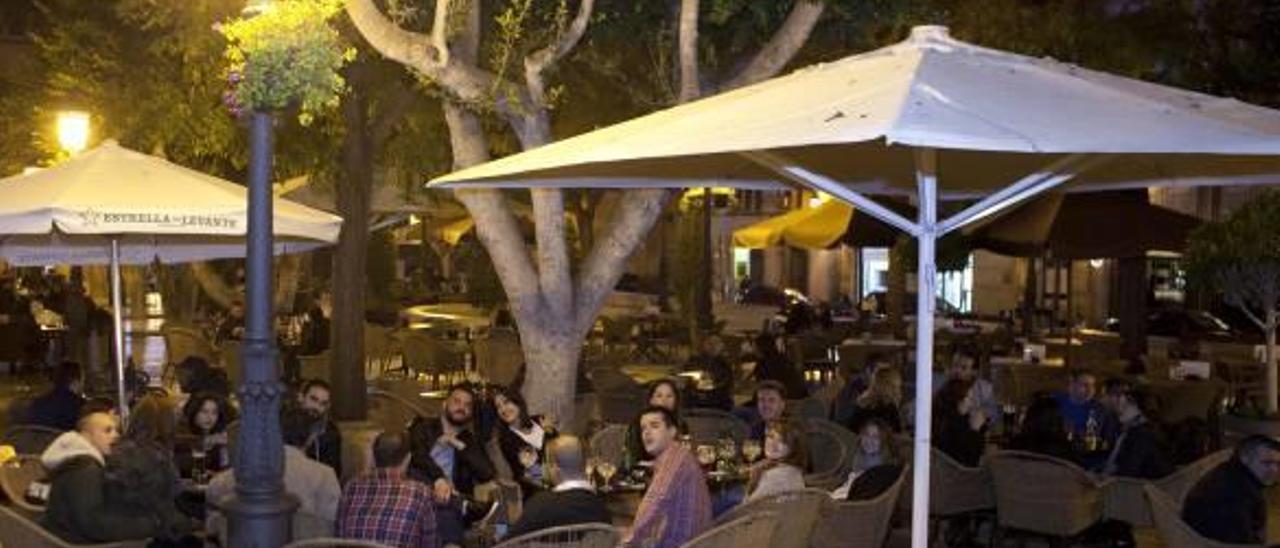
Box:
left=518, top=447, right=538, bottom=470
left=597, top=461, right=617, bottom=491
left=716, top=438, right=736, bottom=463
left=586, top=457, right=600, bottom=486
left=742, top=440, right=762, bottom=463
left=696, top=445, right=716, bottom=468
left=191, top=449, right=207, bottom=484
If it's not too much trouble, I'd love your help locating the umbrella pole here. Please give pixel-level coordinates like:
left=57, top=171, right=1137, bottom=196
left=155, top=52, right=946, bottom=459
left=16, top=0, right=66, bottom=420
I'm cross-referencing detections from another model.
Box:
left=110, top=237, right=128, bottom=421
left=911, top=148, right=938, bottom=548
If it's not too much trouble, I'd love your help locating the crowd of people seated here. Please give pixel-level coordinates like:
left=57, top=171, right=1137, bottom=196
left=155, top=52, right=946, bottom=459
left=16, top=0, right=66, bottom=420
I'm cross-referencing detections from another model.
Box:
left=9, top=317, right=1271, bottom=548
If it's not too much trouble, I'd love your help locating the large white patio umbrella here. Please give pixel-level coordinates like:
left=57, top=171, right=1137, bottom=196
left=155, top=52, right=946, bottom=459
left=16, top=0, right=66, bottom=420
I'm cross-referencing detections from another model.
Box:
left=0, top=140, right=342, bottom=417
left=429, top=25, right=1280, bottom=546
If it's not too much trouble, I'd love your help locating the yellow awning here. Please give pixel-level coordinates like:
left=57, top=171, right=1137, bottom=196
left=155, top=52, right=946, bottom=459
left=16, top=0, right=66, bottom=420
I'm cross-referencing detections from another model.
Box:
left=732, top=200, right=853, bottom=249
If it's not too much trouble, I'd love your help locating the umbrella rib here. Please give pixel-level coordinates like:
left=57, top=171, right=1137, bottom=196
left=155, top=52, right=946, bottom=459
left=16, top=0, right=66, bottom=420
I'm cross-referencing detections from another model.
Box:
left=740, top=150, right=921, bottom=236
left=937, top=154, right=1107, bottom=235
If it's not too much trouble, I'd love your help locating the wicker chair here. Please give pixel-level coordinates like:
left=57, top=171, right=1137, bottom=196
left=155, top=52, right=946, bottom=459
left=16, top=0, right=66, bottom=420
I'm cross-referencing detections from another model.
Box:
left=0, top=503, right=147, bottom=548
left=589, top=424, right=629, bottom=469
left=810, top=464, right=907, bottom=548
left=1, top=424, right=63, bottom=455
left=680, top=510, right=779, bottom=548
left=683, top=408, right=749, bottom=444
left=929, top=447, right=994, bottom=547
left=399, top=331, right=466, bottom=388
left=714, top=489, right=826, bottom=548
left=282, top=539, right=395, bottom=548
left=802, top=420, right=849, bottom=488
left=161, top=325, right=218, bottom=367
left=988, top=450, right=1106, bottom=545
left=476, top=330, right=523, bottom=387
left=493, top=523, right=620, bottom=548
left=1145, top=484, right=1263, bottom=548
left=0, top=454, right=46, bottom=512
left=1103, top=448, right=1230, bottom=527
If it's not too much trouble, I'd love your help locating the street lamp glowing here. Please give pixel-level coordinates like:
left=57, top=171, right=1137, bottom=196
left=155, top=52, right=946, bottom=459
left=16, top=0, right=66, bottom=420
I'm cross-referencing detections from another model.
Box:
left=56, top=111, right=90, bottom=155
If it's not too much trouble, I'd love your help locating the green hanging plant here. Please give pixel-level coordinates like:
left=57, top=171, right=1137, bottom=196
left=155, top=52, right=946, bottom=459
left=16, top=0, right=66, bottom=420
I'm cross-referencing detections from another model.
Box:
left=217, top=0, right=354, bottom=125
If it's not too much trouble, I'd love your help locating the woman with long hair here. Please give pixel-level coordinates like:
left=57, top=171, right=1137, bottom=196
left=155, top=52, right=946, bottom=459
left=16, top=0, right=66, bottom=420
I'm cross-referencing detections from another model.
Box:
left=747, top=420, right=809, bottom=500
left=107, top=393, right=195, bottom=543
left=493, top=386, right=556, bottom=496
left=831, top=418, right=904, bottom=500
left=180, top=392, right=235, bottom=475
left=844, top=367, right=903, bottom=433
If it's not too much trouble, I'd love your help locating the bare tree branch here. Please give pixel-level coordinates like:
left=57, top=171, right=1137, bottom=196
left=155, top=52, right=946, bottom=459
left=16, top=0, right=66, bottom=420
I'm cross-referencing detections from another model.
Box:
left=525, top=0, right=596, bottom=106
left=430, top=0, right=452, bottom=67
left=573, top=189, right=671, bottom=337
left=722, top=0, right=825, bottom=91
left=677, top=0, right=701, bottom=102
left=532, top=189, right=573, bottom=320
left=345, top=0, right=443, bottom=74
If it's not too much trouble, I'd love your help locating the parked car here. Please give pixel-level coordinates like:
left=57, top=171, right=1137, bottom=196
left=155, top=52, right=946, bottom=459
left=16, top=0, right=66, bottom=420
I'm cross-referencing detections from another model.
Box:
left=737, top=285, right=809, bottom=308
left=1106, top=306, right=1254, bottom=343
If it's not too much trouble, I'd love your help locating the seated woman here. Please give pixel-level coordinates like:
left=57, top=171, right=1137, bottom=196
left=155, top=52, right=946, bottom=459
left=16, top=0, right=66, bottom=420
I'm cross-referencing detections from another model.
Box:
left=831, top=418, right=904, bottom=500
left=178, top=392, right=235, bottom=478
left=107, top=394, right=196, bottom=543
left=751, top=329, right=807, bottom=399
left=626, top=379, right=687, bottom=464
left=843, top=367, right=904, bottom=433
left=747, top=419, right=808, bottom=501
left=933, top=378, right=988, bottom=468
left=494, top=387, right=557, bottom=496
left=1009, top=395, right=1079, bottom=464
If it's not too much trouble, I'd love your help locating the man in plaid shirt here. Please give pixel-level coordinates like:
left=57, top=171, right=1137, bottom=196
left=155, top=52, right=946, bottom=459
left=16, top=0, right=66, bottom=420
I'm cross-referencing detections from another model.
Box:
left=338, top=431, right=439, bottom=548
left=626, top=406, right=712, bottom=548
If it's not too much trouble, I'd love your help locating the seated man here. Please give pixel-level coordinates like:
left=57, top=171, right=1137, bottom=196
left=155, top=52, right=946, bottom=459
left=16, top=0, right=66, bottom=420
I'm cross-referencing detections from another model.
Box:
left=684, top=336, right=735, bottom=411
left=41, top=411, right=159, bottom=543
left=933, top=345, right=998, bottom=421
left=408, top=384, right=496, bottom=546
left=208, top=408, right=342, bottom=537
left=28, top=361, right=86, bottom=431
left=1053, top=368, right=1112, bottom=441
left=1098, top=378, right=1172, bottom=479
left=508, top=435, right=611, bottom=538
left=1183, top=434, right=1280, bottom=544
left=296, top=379, right=342, bottom=477
left=626, top=406, right=712, bottom=548
left=337, top=431, right=438, bottom=547
left=736, top=380, right=788, bottom=442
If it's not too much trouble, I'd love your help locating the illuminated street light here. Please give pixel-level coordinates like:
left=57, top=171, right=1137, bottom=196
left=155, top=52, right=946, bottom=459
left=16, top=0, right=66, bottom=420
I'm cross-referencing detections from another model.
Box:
left=56, top=111, right=90, bottom=155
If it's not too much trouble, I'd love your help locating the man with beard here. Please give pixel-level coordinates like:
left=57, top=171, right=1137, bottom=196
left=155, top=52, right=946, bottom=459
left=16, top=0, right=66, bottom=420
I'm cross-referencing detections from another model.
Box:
left=296, top=379, right=342, bottom=477
left=408, top=384, right=495, bottom=546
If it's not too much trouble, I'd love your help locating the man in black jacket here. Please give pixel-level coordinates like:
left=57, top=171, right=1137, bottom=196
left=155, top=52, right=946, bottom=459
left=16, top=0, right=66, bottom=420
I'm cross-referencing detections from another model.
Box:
left=508, top=435, right=610, bottom=538
left=408, top=383, right=495, bottom=545
left=40, top=412, right=160, bottom=543
left=297, top=379, right=342, bottom=477
left=28, top=361, right=85, bottom=431
left=1099, top=378, right=1172, bottom=479
left=1184, top=435, right=1280, bottom=544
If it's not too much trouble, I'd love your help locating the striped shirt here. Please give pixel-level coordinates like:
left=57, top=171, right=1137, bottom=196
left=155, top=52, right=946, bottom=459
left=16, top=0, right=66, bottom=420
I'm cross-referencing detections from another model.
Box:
left=337, top=469, right=439, bottom=548
left=627, top=445, right=712, bottom=548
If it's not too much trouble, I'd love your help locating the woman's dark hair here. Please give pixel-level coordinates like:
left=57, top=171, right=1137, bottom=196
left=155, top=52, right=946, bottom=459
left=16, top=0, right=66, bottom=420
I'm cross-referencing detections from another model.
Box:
left=934, top=378, right=975, bottom=419
left=1020, top=395, right=1068, bottom=440
left=646, top=378, right=684, bottom=414
left=183, top=392, right=233, bottom=435
left=495, top=386, right=533, bottom=430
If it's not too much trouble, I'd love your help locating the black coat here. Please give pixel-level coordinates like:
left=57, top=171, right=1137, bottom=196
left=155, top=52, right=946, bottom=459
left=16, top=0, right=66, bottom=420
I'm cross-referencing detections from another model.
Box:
left=304, top=418, right=342, bottom=478
left=846, top=463, right=903, bottom=501
left=1183, top=458, right=1266, bottom=544
left=507, top=488, right=612, bottom=538
left=844, top=401, right=902, bottom=433
left=41, top=455, right=158, bottom=543
left=1106, top=419, right=1173, bottom=479
left=408, top=416, right=495, bottom=496
left=933, top=410, right=984, bottom=468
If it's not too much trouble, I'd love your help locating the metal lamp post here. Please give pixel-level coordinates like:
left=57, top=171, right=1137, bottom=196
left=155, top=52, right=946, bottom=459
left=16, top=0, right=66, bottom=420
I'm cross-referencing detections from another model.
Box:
left=219, top=4, right=298, bottom=538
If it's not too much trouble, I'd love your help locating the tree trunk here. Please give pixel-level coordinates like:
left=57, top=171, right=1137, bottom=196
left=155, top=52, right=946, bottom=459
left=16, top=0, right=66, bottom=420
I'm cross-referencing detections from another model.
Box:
left=521, top=325, right=582, bottom=424
left=191, top=262, right=239, bottom=310
left=887, top=237, right=907, bottom=337
left=1266, top=310, right=1277, bottom=415
left=329, top=94, right=374, bottom=422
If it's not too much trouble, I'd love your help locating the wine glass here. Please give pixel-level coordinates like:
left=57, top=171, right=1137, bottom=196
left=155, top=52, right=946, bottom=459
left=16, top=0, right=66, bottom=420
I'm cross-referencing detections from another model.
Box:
left=518, top=446, right=538, bottom=470
left=716, top=438, right=736, bottom=463
left=742, top=439, right=762, bottom=463
left=585, top=457, right=600, bottom=486
left=597, top=461, right=617, bottom=491
left=696, top=445, right=716, bottom=468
